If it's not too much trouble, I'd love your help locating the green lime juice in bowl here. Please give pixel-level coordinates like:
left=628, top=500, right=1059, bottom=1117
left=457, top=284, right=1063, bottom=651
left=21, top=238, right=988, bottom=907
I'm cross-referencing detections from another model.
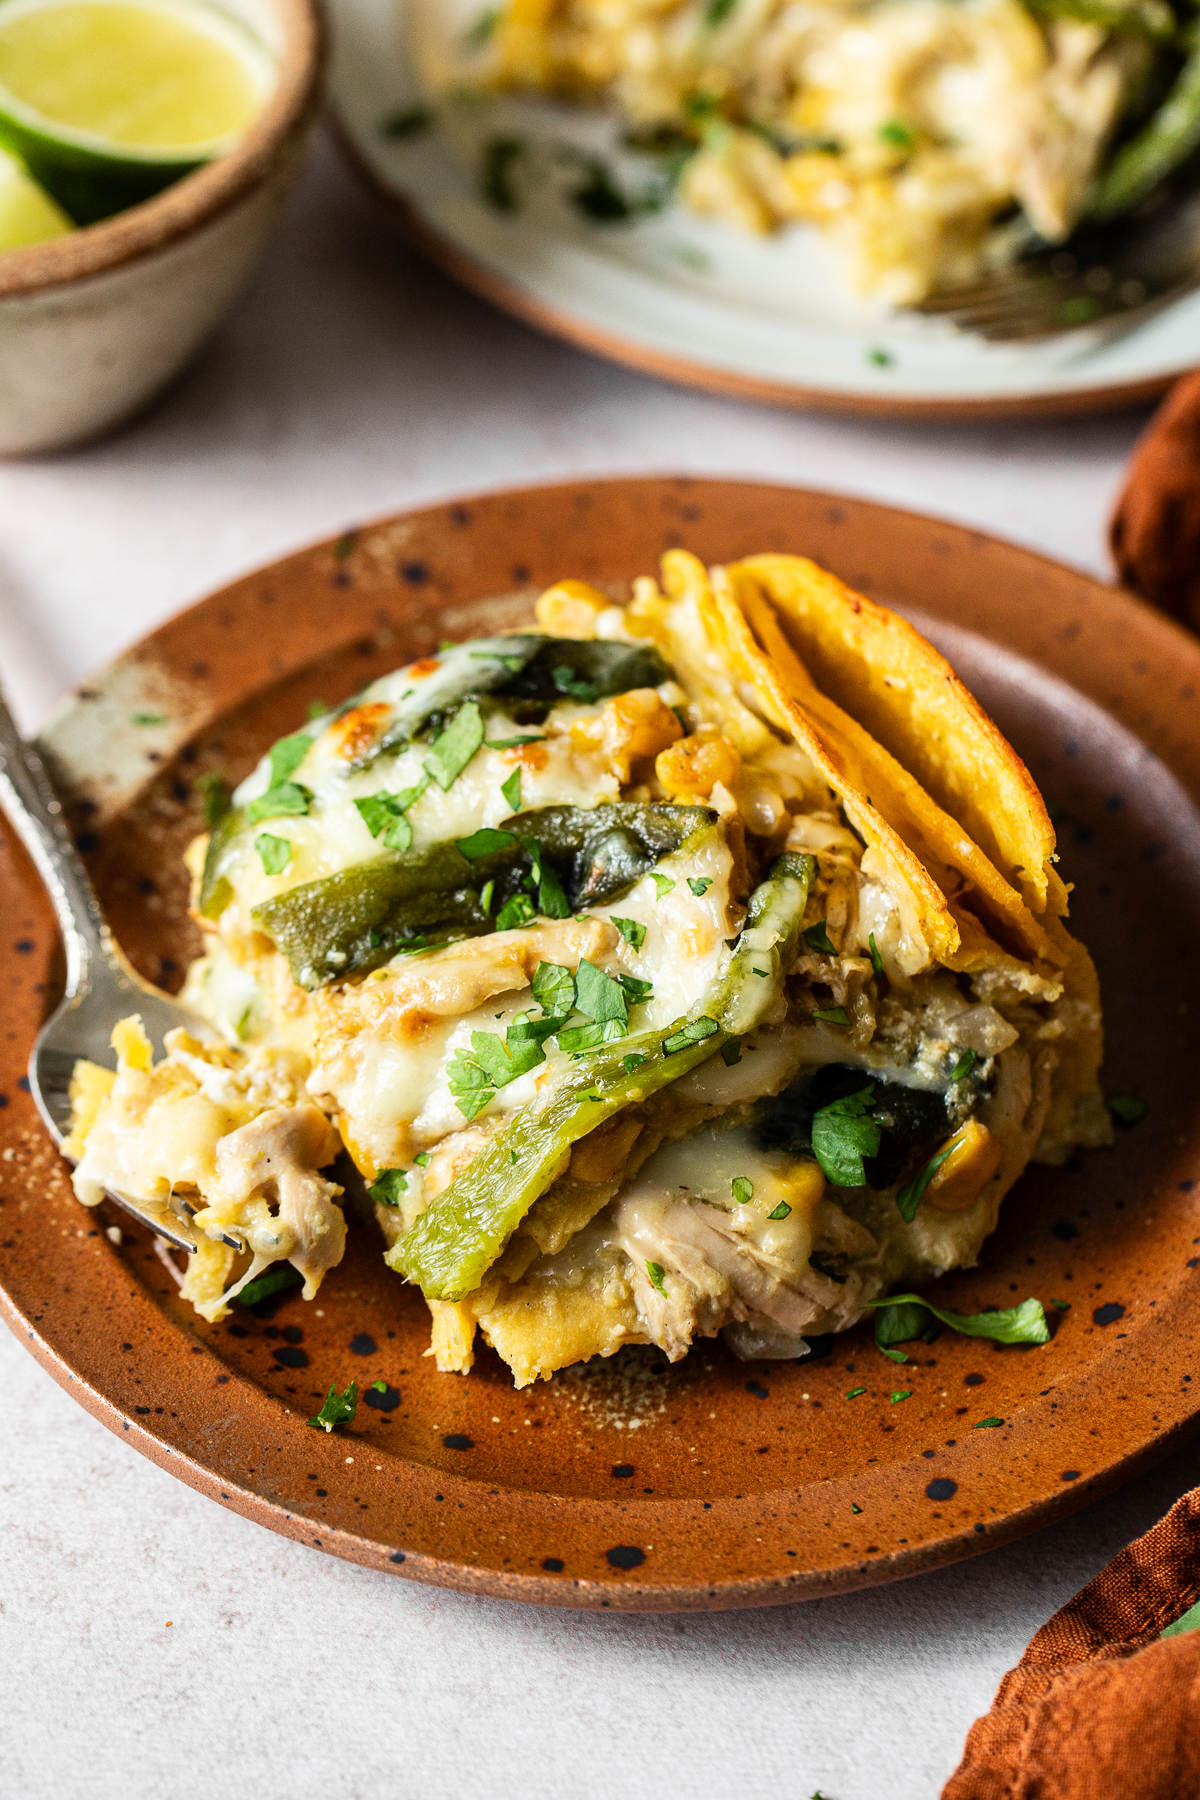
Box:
left=0, top=0, right=278, bottom=233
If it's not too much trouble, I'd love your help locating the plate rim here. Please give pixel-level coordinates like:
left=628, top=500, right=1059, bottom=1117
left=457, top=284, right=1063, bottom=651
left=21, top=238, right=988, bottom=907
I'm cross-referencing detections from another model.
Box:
left=334, top=126, right=1190, bottom=423
left=4, top=474, right=1200, bottom=1611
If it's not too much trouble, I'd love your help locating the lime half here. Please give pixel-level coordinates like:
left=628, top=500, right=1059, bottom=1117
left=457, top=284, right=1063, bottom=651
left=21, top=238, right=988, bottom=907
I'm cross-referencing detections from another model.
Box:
left=0, top=0, right=278, bottom=224
left=0, top=142, right=72, bottom=248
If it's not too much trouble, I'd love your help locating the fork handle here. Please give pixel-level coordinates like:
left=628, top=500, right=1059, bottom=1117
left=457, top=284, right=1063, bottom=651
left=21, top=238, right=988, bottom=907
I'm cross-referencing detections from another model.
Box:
left=0, top=682, right=112, bottom=996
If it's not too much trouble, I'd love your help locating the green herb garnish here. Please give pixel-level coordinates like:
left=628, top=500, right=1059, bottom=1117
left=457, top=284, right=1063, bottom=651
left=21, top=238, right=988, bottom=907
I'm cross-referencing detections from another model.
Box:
left=687, top=877, right=713, bottom=897
left=804, top=920, right=835, bottom=954
left=496, top=893, right=535, bottom=931
left=868, top=931, right=883, bottom=977
left=812, top=1005, right=850, bottom=1025
left=878, top=120, right=915, bottom=149
left=720, top=1039, right=743, bottom=1066
left=646, top=1260, right=667, bottom=1293
left=890, top=1390, right=911, bottom=1404
left=767, top=1200, right=792, bottom=1220
left=236, top=1264, right=303, bottom=1308
left=356, top=791, right=414, bottom=852
left=811, top=1086, right=879, bottom=1186
left=846, top=1387, right=866, bottom=1399
left=255, top=832, right=292, bottom=876
left=972, top=1417, right=1003, bottom=1429
left=501, top=767, right=522, bottom=811
left=130, top=710, right=168, bottom=727
left=868, top=1294, right=1051, bottom=1359
left=425, top=701, right=484, bottom=790
left=532, top=960, right=575, bottom=1021
left=650, top=873, right=675, bottom=900
left=246, top=781, right=312, bottom=824
left=552, top=663, right=600, bottom=703
left=414, top=1152, right=431, bottom=1167
left=950, top=1049, right=978, bottom=1082
left=896, top=1142, right=956, bottom=1222
left=731, top=1176, right=754, bottom=1205
left=308, top=1382, right=359, bottom=1433
left=612, top=916, right=647, bottom=950
left=369, top=1169, right=408, bottom=1207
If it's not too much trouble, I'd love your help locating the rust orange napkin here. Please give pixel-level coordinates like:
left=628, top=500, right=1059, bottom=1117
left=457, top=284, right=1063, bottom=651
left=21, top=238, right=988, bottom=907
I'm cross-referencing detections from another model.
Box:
left=942, top=1486, right=1200, bottom=1798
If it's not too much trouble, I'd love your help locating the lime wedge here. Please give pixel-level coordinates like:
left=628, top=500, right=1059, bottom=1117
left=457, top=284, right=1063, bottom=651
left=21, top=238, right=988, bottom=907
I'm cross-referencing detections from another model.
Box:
left=0, top=142, right=72, bottom=248
left=0, top=0, right=277, bottom=224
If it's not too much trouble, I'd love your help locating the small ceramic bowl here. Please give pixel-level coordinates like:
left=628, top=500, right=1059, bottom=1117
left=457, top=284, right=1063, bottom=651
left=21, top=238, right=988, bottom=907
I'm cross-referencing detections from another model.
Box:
left=0, top=0, right=322, bottom=457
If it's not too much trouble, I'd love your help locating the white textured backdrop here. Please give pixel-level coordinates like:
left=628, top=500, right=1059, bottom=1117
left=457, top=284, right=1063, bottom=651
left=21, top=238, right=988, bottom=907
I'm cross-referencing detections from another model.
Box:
left=1, top=131, right=1191, bottom=1800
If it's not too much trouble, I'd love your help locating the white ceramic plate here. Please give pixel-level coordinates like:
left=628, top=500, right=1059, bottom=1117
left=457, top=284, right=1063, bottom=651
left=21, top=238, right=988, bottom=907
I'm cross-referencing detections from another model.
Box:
left=328, top=0, right=1200, bottom=417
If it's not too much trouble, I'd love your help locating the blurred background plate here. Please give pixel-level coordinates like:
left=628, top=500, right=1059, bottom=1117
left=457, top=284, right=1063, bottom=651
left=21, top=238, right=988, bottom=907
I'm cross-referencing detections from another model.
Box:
left=328, top=0, right=1200, bottom=419
left=2, top=478, right=1200, bottom=1609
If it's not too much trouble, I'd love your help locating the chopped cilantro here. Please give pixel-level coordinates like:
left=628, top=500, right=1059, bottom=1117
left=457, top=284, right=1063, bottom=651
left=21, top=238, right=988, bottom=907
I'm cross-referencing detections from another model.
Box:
left=356, top=791, right=414, bottom=851
left=267, top=732, right=312, bottom=787
left=456, top=826, right=517, bottom=860
left=650, top=873, right=675, bottom=900
left=890, top=1391, right=911, bottom=1404
left=485, top=734, right=547, bottom=750
left=811, top=1086, right=879, bottom=1186
left=255, top=832, right=292, bottom=876
left=480, top=879, right=495, bottom=915
left=663, top=1016, right=719, bottom=1055
left=235, top=1264, right=302, bottom=1308
left=618, top=972, right=653, bottom=1006
left=868, top=347, right=894, bottom=368
left=369, top=1169, right=408, bottom=1207
left=972, top=1416, right=1003, bottom=1429
left=501, top=767, right=522, bottom=811
left=868, top=931, right=884, bottom=977
left=646, top=1260, right=667, bottom=1293
left=612, top=916, right=647, bottom=950
left=767, top=1200, right=792, bottom=1220
left=552, top=664, right=600, bottom=703
left=130, top=710, right=168, bottom=727
left=804, top=920, right=835, bottom=954
left=575, top=958, right=629, bottom=1026
left=447, top=1020, right=552, bottom=1119
left=951, top=1048, right=978, bottom=1082
left=246, top=780, right=312, bottom=824
left=687, top=876, right=713, bottom=897
left=380, top=104, right=433, bottom=140
left=720, top=1039, right=743, bottom=1067
left=896, top=1142, right=956, bottom=1222
left=195, top=771, right=229, bottom=828
left=414, top=1152, right=431, bottom=1167
left=851, top=1502, right=863, bottom=1514
left=1108, top=1093, right=1147, bottom=1125
left=878, top=119, right=915, bottom=149
left=621, top=1052, right=647, bottom=1073
left=846, top=1387, right=866, bottom=1399
left=532, top=960, right=576, bottom=1021
left=370, top=1378, right=389, bottom=1394
left=496, top=893, right=536, bottom=931
left=868, top=1293, right=1050, bottom=1352
left=812, top=1005, right=850, bottom=1025
left=481, top=135, right=525, bottom=211
left=1051, top=1298, right=1070, bottom=1311
left=308, top=1381, right=359, bottom=1432
left=731, top=1176, right=754, bottom=1205
left=425, top=701, right=484, bottom=790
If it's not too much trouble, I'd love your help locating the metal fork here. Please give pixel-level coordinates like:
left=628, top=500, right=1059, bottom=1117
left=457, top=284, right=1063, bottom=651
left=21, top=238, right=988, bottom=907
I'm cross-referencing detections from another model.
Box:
left=0, top=684, right=229, bottom=1254
left=917, top=186, right=1200, bottom=341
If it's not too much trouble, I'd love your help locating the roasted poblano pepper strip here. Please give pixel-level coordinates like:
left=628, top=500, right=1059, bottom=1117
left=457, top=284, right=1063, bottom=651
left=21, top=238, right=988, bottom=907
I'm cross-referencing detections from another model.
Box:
left=247, top=803, right=715, bottom=987
left=251, top=838, right=524, bottom=986
left=1089, top=27, right=1200, bottom=219
left=385, top=851, right=814, bottom=1300
left=504, top=803, right=715, bottom=908
left=358, top=634, right=672, bottom=768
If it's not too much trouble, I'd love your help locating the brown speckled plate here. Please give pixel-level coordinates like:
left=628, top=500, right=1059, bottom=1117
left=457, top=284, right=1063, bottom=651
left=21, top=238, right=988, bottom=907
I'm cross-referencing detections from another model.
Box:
left=3, top=478, right=1200, bottom=1611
